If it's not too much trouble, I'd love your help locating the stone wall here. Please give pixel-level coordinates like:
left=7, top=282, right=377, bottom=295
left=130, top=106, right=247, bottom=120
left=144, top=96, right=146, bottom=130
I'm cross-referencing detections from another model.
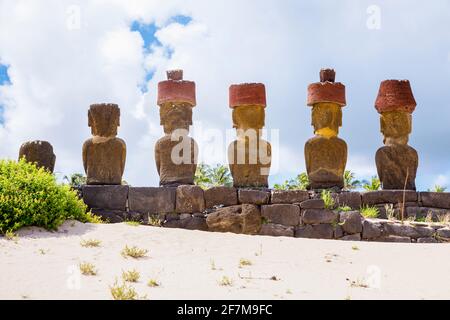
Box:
left=81, top=186, right=450, bottom=244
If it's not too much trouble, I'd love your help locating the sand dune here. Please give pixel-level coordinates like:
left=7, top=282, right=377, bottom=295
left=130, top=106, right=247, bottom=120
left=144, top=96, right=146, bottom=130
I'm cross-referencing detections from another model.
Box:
left=0, top=221, right=449, bottom=300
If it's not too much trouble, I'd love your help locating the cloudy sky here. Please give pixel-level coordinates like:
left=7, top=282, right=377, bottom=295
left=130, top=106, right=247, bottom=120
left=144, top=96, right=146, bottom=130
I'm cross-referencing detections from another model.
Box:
left=0, top=0, right=449, bottom=190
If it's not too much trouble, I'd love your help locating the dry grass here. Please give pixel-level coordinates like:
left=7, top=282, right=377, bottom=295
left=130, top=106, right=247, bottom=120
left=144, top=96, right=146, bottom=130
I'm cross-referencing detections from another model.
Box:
left=122, top=269, right=140, bottom=283
left=147, top=279, right=160, bottom=287
left=218, top=276, right=233, bottom=287
left=79, top=262, right=97, bottom=276
left=239, top=258, right=252, bottom=268
left=121, top=245, right=148, bottom=259
left=110, top=280, right=140, bottom=300
left=125, top=221, right=140, bottom=227
left=80, top=239, right=101, bottom=248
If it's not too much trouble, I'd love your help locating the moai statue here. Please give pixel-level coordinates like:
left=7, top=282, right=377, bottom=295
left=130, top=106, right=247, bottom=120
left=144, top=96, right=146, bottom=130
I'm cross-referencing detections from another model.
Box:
left=305, top=69, right=347, bottom=190
left=155, top=70, right=198, bottom=187
left=82, top=103, right=126, bottom=185
left=375, top=80, right=418, bottom=190
left=19, top=140, right=56, bottom=172
left=228, top=83, right=272, bottom=188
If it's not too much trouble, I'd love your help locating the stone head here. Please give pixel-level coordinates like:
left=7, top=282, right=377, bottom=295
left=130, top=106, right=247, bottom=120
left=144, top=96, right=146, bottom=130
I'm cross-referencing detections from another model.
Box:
left=88, top=103, right=120, bottom=137
left=311, top=102, right=342, bottom=137
left=159, top=103, right=193, bottom=134
left=380, top=111, right=412, bottom=145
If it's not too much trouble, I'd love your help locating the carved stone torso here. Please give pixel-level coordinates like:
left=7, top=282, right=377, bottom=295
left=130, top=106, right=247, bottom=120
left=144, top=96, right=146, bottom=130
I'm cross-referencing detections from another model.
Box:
left=376, top=144, right=418, bottom=190
left=83, top=137, right=126, bottom=185
left=305, top=136, right=347, bottom=189
left=155, top=135, right=198, bottom=187
left=228, top=138, right=272, bottom=188
left=19, top=141, right=56, bottom=173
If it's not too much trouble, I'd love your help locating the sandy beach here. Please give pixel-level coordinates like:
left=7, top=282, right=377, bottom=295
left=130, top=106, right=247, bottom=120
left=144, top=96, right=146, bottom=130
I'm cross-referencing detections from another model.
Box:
left=0, top=221, right=449, bottom=300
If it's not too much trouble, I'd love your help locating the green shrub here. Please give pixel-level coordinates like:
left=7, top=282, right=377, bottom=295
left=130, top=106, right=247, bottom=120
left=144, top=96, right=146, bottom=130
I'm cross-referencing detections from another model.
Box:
left=0, top=159, right=98, bottom=234
left=321, top=190, right=335, bottom=209
left=360, top=206, right=379, bottom=219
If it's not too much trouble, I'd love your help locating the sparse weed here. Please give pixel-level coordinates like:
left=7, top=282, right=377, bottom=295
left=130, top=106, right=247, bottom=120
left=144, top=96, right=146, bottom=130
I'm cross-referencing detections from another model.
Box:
left=125, top=221, right=140, bottom=227
left=80, top=239, right=101, bottom=248
left=122, top=269, right=140, bottom=283
left=337, top=206, right=352, bottom=212
left=121, top=245, right=148, bottom=259
left=110, top=280, right=140, bottom=300
left=147, top=279, right=160, bottom=287
left=385, top=204, right=396, bottom=221
left=239, top=258, right=252, bottom=268
left=360, top=206, right=379, bottom=219
left=79, top=262, right=97, bottom=276
left=219, top=276, right=233, bottom=287
left=321, top=190, right=335, bottom=209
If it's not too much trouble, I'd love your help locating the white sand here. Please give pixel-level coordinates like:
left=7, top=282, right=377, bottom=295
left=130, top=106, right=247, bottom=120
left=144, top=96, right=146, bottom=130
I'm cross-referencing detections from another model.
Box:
left=0, top=221, right=449, bottom=300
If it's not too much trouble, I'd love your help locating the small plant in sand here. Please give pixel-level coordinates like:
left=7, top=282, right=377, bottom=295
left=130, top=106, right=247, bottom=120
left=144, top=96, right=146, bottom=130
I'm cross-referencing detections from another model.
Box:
left=125, top=221, right=140, bottom=227
left=321, top=190, right=335, bottom=209
left=79, top=262, right=97, bottom=276
left=385, top=204, right=396, bottom=221
left=360, top=206, right=379, bottom=219
left=38, top=248, right=49, bottom=255
left=147, top=215, right=162, bottom=227
left=352, top=245, right=360, bottom=251
left=218, top=276, right=233, bottom=287
left=425, top=212, right=434, bottom=223
left=122, top=269, right=140, bottom=283
left=286, top=289, right=292, bottom=295
left=80, top=239, right=101, bottom=248
left=147, top=279, right=160, bottom=287
left=239, top=258, right=252, bottom=268
left=4, top=230, right=18, bottom=241
left=121, top=245, right=148, bottom=259
left=350, top=278, right=369, bottom=289
left=110, top=280, right=140, bottom=300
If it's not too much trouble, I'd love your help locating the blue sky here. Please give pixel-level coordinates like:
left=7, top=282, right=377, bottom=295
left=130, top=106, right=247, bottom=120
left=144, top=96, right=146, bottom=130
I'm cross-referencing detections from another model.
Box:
left=0, top=0, right=449, bottom=190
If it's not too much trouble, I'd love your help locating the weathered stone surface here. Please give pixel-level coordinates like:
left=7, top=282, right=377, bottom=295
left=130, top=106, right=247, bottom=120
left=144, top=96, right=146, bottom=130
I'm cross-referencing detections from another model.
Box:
left=19, top=140, right=56, bottom=173
left=204, top=187, right=238, bottom=209
left=261, top=204, right=301, bottom=226
left=419, top=192, right=450, bottom=209
left=362, top=191, right=418, bottom=206
left=436, top=228, right=450, bottom=239
left=339, top=211, right=363, bottom=234
left=362, top=220, right=382, bottom=240
left=384, top=223, right=434, bottom=239
left=82, top=185, right=128, bottom=211
left=271, top=190, right=309, bottom=204
left=128, top=187, right=176, bottom=214
left=206, top=204, right=261, bottom=235
left=417, top=237, right=438, bottom=244
left=302, top=209, right=339, bottom=225
left=295, top=224, right=334, bottom=240
left=340, top=234, right=361, bottom=241
left=83, top=103, right=126, bottom=185
left=164, top=216, right=208, bottom=231
left=373, top=236, right=411, bottom=243
left=305, top=71, right=347, bottom=190
left=334, top=192, right=362, bottom=210
left=91, top=209, right=127, bottom=223
left=156, top=71, right=197, bottom=187
left=406, top=207, right=449, bottom=221
left=228, top=84, right=271, bottom=188
left=259, top=224, right=294, bottom=237
left=299, top=199, right=325, bottom=209
left=334, top=225, right=344, bottom=239
left=376, top=145, right=418, bottom=191
left=176, top=185, right=205, bottom=213
left=238, top=189, right=270, bottom=205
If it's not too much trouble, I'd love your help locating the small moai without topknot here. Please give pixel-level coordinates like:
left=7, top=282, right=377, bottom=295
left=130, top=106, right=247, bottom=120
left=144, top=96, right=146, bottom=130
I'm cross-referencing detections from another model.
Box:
left=82, top=103, right=126, bottom=185
left=228, top=83, right=272, bottom=188
left=155, top=70, right=198, bottom=187
left=305, top=69, right=348, bottom=190
left=19, top=140, right=56, bottom=172
left=375, top=80, right=418, bottom=190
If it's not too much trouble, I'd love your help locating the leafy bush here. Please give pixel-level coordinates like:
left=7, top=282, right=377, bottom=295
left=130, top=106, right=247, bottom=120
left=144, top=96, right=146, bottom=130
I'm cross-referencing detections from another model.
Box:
left=360, top=206, right=379, bottom=219
left=274, top=172, right=309, bottom=191
left=321, top=190, right=335, bottom=209
left=362, top=176, right=381, bottom=191
left=0, top=159, right=98, bottom=234
left=194, top=163, right=233, bottom=189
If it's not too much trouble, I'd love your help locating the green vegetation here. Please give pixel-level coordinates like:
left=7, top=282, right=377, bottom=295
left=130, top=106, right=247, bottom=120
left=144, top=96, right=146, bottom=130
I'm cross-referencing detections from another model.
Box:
left=79, top=262, right=97, bottom=276
left=218, top=276, right=233, bottom=287
left=428, top=185, right=447, bottom=193
left=121, top=245, right=148, bottom=259
left=194, top=164, right=233, bottom=189
left=239, top=258, right=252, bottom=268
left=122, top=269, right=140, bottom=283
left=63, top=173, right=87, bottom=189
left=362, top=176, right=381, bottom=191
left=337, top=206, right=352, bottom=212
left=321, top=190, right=335, bottom=209
left=360, top=206, right=379, bottom=219
left=110, top=281, right=140, bottom=300
left=0, top=159, right=99, bottom=235
left=343, top=171, right=362, bottom=190
left=147, top=279, right=160, bottom=287
left=274, top=172, right=309, bottom=191
left=80, top=239, right=102, bottom=248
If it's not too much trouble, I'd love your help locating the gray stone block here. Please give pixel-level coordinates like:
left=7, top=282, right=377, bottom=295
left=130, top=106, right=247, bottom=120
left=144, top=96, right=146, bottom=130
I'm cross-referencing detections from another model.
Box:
left=82, top=185, right=129, bottom=211
left=302, top=209, right=339, bottom=225
left=259, top=224, right=294, bottom=237
left=204, top=187, right=238, bottom=208
left=238, top=189, right=270, bottom=205
left=362, top=220, right=382, bottom=240
left=339, top=211, right=363, bottom=234
left=295, top=224, right=334, bottom=240
left=271, top=190, right=309, bottom=204
left=334, top=192, right=362, bottom=210
left=419, top=192, right=450, bottom=209
left=261, top=204, right=301, bottom=226
left=362, top=191, right=418, bottom=206
left=128, top=187, right=176, bottom=214
left=176, top=185, right=205, bottom=213
left=299, top=199, right=325, bottom=209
